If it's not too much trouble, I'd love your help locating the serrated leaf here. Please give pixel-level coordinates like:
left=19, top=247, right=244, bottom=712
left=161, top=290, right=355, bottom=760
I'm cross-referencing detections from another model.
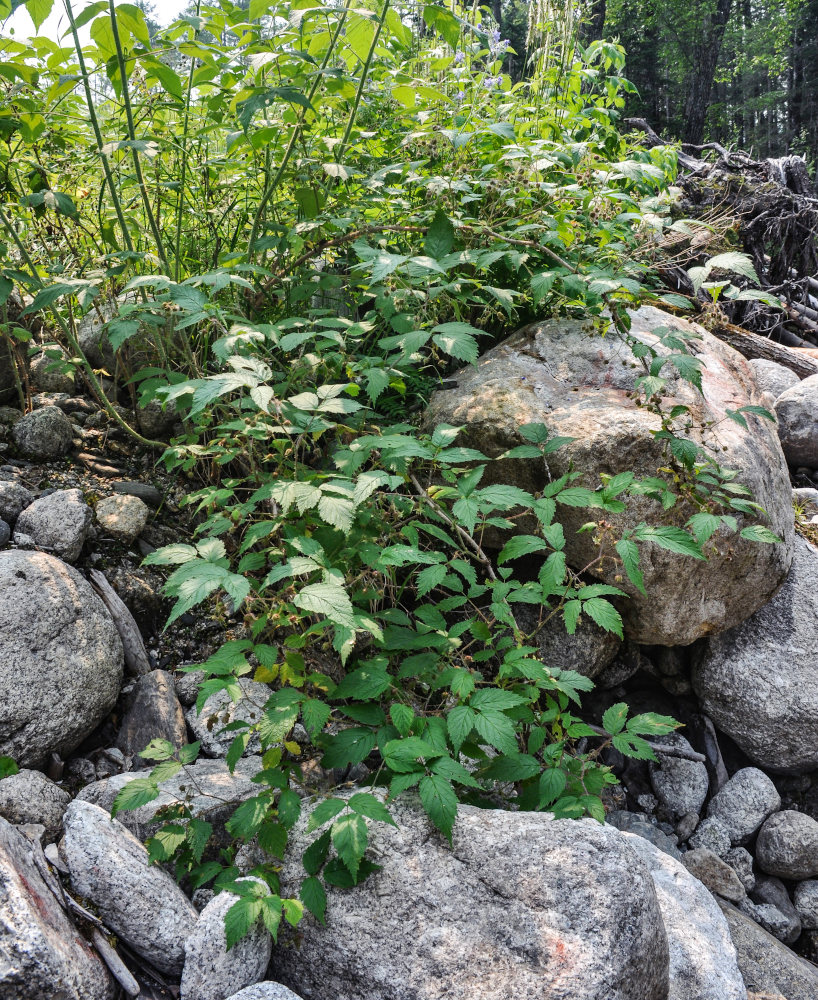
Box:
left=383, top=736, right=446, bottom=772
left=349, top=792, right=396, bottom=826
left=301, top=699, right=332, bottom=739
left=425, top=209, right=454, bottom=258
left=307, top=797, right=346, bottom=832
left=687, top=512, right=721, bottom=544
left=612, top=732, right=656, bottom=760
left=615, top=538, right=645, bottom=594
left=539, top=767, right=567, bottom=807
left=258, top=820, right=288, bottom=858
left=224, top=896, right=262, bottom=950
left=111, top=778, right=159, bottom=817
left=332, top=663, right=391, bottom=701
left=563, top=600, right=582, bottom=635
left=626, top=712, right=678, bottom=736
left=472, top=710, right=519, bottom=755
left=446, top=706, right=475, bottom=753
left=390, top=703, right=414, bottom=737
left=634, top=525, right=705, bottom=559
left=419, top=774, right=457, bottom=842
left=293, top=583, right=358, bottom=629
left=497, top=535, right=548, bottom=565
left=602, top=702, right=628, bottom=736
left=582, top=598, right=623, bottom=638
left=300, top=876, right=327, bottom=923
left=320, top=728, right=377, bottom=769
left=740, top=525, right=782, bottom=544
left=431, top=322, right=481, bottom=364
left=416, top=563, right=448, bottom=598
left=302, top=829, right=331, bottom=876
left=480, top=753, right=541, bottom=781
left=332, top=813, right=368, bottom=881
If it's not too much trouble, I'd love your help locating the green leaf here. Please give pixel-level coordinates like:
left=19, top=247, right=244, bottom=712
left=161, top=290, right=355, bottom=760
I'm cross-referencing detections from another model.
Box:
left=627, top=712, right=678, bottom=736
left=419, top=774, right=458, bottom=842
left=26, top=0, right=54, bottom=32
left=390, top=703, right=414, bottom=737
left=293, top=583, right=358, bottom=629
left=306, top=797, right=346, bottom=832
left=332, top=813, right=368, bottom=881
left=740, top=525, right=782, bottom=544
left=383, top=736, right=446, bottom=772
left=472, top=710, right=518, bottom=755
left=446, top=705, right=475, bottom=752
left=582, top=598, right=623, bottom=638
left=557, top=487, right=596, bottom=507
left=425, top=209, right=455, bottom=258
left=497, top=535, right=548, bottom=564
left=612, top=732, right=656, bottom=760
left=687, top=512, right=721, bottom=544
left=416, top=563, right=448, bottom=598
left=320, top=728, right=377, bottom=769
left=539, top=768, right=567, bottom=807
left=226, top=795, right=270, bottom=839
left=111, top=778, right=159, bottom=817
left=332, top=663, right=391, bottom=701
left=615, top=538, right=645, bottom=594
left=349, top=792, right=397, bottom=826
left=0, top=755, right=18, bottom=779
left=224, top=896, right=262, bottom=950
left=300, top=876, right=327, bottom=924
left=480, top=753, right=541, bottom=781
left=602, top=702, right=628, bottom=736
left=431, top=322, right=480, bottom=365
left=635, top=525, right=705, bottom=559
left=277, top=788, right=301, bottom=829
left=302, top=829, right=331, bottom=875
left=257, top=820, right=287, bottom=858
left=301, top=699, right=332, bottom=739
left=563, top=600, right=582, bottom=635
left=422, top=4, right=462, bottom=46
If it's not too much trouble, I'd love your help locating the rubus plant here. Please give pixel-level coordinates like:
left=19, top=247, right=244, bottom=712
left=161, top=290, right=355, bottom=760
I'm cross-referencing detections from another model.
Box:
left=0, top=0, right=784, bottom=951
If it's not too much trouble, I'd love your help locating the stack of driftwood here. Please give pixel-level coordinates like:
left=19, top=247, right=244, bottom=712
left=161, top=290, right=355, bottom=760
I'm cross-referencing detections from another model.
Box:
left=629, top=117, right=818, bottom=380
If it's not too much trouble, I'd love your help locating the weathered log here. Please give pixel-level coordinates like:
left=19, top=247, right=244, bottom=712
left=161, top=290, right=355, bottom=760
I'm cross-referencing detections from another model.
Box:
left=91, top=929, right=140, bottom=998
left=88, top=569, right=151, bottom=676
left=712, top=322, right=818, bottom=378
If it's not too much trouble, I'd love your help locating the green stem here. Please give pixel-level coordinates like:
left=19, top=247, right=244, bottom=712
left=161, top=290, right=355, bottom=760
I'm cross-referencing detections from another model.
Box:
left=246, top=0, right=353, bottom=263
left=333, top=0, right=391, bottom=167
left=0, top=205, right=163, bottom=449
left=174, top=0, right=201, bottom=283
left=64, top=0, right=135, bottom=255
left=107, top=0, right=169, bottom=273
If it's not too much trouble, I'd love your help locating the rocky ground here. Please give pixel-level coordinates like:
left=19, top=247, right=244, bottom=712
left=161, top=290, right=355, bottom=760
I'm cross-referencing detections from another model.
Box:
left=4, top=310, right=818, bottom=999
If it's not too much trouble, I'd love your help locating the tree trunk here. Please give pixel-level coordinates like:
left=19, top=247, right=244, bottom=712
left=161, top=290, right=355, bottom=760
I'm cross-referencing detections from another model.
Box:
left=682, top=0, right=733, bottom=144
left=581, top=0, right=607, bottom=43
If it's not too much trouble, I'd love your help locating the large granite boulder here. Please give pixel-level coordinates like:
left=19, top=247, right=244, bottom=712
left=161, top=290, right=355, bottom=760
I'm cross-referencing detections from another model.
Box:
left=0, top=816, right=114, bottom=999
left=622, top=831, right=745, bottom=999
left=271, top=794, right=669, bottom=1000
left=693, top=537, right=818, bottom=773
left=63, top=800, right=198, bottom=976
left=775, top=373, right=818, bottom=467
left=14, top=488, right=92, bottom=563
left=0, top=551, right=123, bottom=766
left=12, top=405, right=74, bottom=460
left=424, top=306, right=794, bottom=645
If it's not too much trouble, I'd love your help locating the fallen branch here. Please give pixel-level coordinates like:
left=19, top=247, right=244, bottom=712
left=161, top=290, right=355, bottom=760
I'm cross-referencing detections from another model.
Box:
left=89, top=569, right=151, bottom=676
left=712, top=321, right=818, bottom=378
left=586, top=723, right=707, bottom=762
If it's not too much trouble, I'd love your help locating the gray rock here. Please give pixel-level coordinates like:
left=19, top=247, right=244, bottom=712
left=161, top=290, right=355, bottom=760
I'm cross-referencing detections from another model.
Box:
left=689, top=816, right=732, bottom=856
left=112, top=480, right=163, bottom=508
left=29, top=350, right=74, bottom=394
left=180, top=878, right=272, bottom=1000
left=0, top=815, right=115, bottom=999
left=682, top=847, right=746, bottom=902
left=14, top=488, right=91, bottom=562
left=116, top=669, right=187, bottom=761
left=725, top=847, right=756, bottom=892
left=675, top=811, right=699, bottom=843
left=606, top=809, right=682, bottom=858
left=137, top=397, right=178, bottom=438
left=0, top=769, right=70, bottom=840
left=739, top=898, right=798, bottom=942
left=0, top=480, right=33, bottom=524
left=748, top=359, right=800, bottom=404
left=694, top=539, right=818, bottom=773
left=793, top=486, right=818, bottom=507
left=719, top=898, right=818, bottom=998
left=95, top=493, right=149, bottom=543
left=751, top=876, right=801, bottom=944
left=77, top=755, right=262, bottom=843
left=176, top=669, right=206, bottom=706
left=513, top=603, right=620, bottom=678
left=705, top=768, right=782, bottom=844
left=0, top=337, right=18, bottom=407
left=775, top=373, right=818, bottom=467
left=756, top=810, right=818, bottom=879
left=649, top=734, right=709, bottom=818
left=621, top=832, right=745, bottom=1000
left=187, top=677, right=270, bottom=758
left=11, top=405, right=74, bottom=460
left=424, top=306, right=795, bottom=645
left=0, top=551, right=123, bottom=766
left=0, top=519, right=8, bottom=546
left=793, top=880, right=818, bottom=929
left=63, top=800, right=198, bottom=976
left=226, top=986, right=304, bottom=1000
left=271, top=793, right=670, bottom=1000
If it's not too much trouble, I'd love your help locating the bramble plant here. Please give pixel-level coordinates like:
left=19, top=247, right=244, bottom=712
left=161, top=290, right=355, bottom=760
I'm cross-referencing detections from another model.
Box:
left=0, top=0, right=782, bottom=949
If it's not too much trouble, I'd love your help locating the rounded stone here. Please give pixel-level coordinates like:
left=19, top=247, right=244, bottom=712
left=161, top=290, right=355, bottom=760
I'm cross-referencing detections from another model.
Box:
left=682, top=847, right=746, bottom=902
left=693, top=538, right=818, bottom=773
left=425, top=306, right=794, bottom=645
left=11, top=405, right=74, bottom=459
left=29, top=350, right=74, bottom=395
left=0, top=519, right=8, bottom=546
left=0, top=550, right=123, bottom=766
left=756, top=811, right=818, bottom=880
left=226, top=986, right=305, bottom=1000
left=14, top=488, right=91, bottom=563
left=793, top=881, right=818, bottom=929
left=187, top=677, right=270, bottom=758
left=0, top=480, right=33, bottom=524
left=0, top=768, right=70, bottom=840
left=748, top=359, right=799, bottom=404
left=63, top=800, right=198, bottom=976
left=180, top=877, right=272, bottom=1000
left=689, top=816, right=732, bottom=857
left=649, top=733, right=710, bottom=818
left=95, top=493, right=149, bottom=543
left=775, top=374, right=818, bottom=467
left=705, top=768, right=781, bottom=845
